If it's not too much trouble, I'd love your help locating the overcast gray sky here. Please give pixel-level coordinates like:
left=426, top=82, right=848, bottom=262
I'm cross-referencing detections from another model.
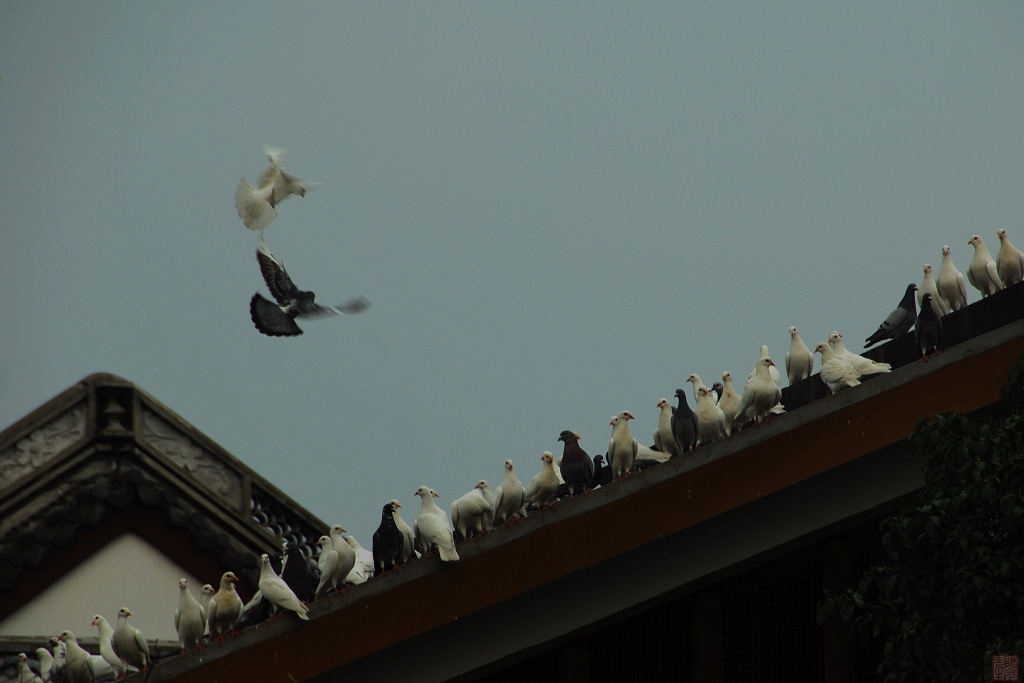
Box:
left=2, top=3, right=1023, bottom=544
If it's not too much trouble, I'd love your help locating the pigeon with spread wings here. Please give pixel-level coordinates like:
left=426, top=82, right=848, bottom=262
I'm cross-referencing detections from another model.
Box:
left=250, top=237, right=369, bottom=336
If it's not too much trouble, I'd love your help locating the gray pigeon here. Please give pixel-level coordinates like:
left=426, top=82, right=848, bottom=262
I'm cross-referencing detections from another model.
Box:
left=558, top=430, right=594, bottom=496
left=915, top=293, right=942, bottom=359
left=864, top=284, right=918, bottom=348
left=671, top=388, right=698, bottom=454
left=250, top=237, right=369, bottom=337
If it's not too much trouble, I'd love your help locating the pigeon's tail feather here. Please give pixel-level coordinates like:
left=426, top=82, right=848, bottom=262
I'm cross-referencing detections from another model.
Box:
left=438, top=544, right=459, bottom=562
left=250, top=293, right=302, bottom=337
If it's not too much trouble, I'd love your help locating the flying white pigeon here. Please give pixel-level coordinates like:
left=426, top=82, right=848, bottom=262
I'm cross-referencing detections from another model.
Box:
left=654, top=399, right=680, bottom=458
left=785, top=327, right=815, bottom=386
left=996, top=229, right=1024, bottom=288
left=17, top=653, right=41, bottom=683
left=737, top=357, right=783, bottom=425
left=258, top=553, right=309, bottom=620
left=491, top=460, right=526, bottom=526
left=90, top=614, right=125, bottom=676
left=524, top=452, right=561, bottom=509
left=206, top=572, right=243, bottom=639
left=250, top=236, right=370, bottom=337
left=389, top=499, right=417, bottom=563
left=687, top=375, right=726, bottom=445
left=718, top=372, right=743, bottom=436
left=918, top=264, right=950, bottom=317
left=171, top=578, right=205, bottom=652
left=828, top=332, right=890, bottom=376
left=328, top=525, right=359, bottom=587
left=937, top=245, right=969, bottom=311
left=111, top=608, right=152, bottom=673
left=413, top=486, right=459, bottom=561
left=608, top=410, right=639, bottom=478
left=450, top=482, right=494, bottom=539
left=234, top=146, right=308, bottom=235
left=967, top=234, right=1004, bottom=297
left=815, top=342, right=861, bottom=394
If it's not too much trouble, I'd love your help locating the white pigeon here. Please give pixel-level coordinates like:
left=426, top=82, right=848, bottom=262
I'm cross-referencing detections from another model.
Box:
left=35, top=648, right=53, bottom=683
left=967, top=234, right=1004, bottom=297
left=607, top=410, right=639, bottom=478
left=524, top=452, right=561, bottom=509
left=389, top=499, right=417, bottom=563
left=90, top=614, right=125, bottom=676
left=171, top=579, right=205, bottom=652
left=17, top=653, right=42, bottom=683
left=718, top=372, right=743, bottom=435
left=328, top=525, right=358, bottom=587
left=258, top=553, right=309, bottom=620
left=686, top=373, right=710, bottom=403
left=111, top=607, right=152, bottom=672
left=688, top=377, right=726, bottom=445
left=785, top=327, right=815, bottom=386
left=413, top=486, right=459, bottom=561
left=57, top=632, right=106, bottom=683
left=472, top=481, right=496, bottom=529
left=234, top=146, right=308, bottom=235
left=199, top=584, right=216, bottom=635
left=815, top=342, right=861, bottom=394
left=737, top=357, right=783, bottom=425
left=828, top=332, right=891, bottom=376
left=996, top=229, right=1024, bottom=288
left=450, top=483, right=494, bottom=539
left=937, top=245, right=969, bottom=311
left=206, top=572, right=243, bottom=639
left=314, top=535, right=342, bottom=598
left=346, top=536, right=375, bottom=581
left=491, top=460, right=526, bottom=526
left=653, top=399, right=680, bottom=458
left=918, top=264, right=950, bottom=317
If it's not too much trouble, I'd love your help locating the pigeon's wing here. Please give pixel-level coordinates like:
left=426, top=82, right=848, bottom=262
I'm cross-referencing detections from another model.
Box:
left=326, top=296, right=371, bottom=315
left=173, top=609, right=179, bottom=632
left=255, top=238, right=299, bottom=304
left=257, top=154, right=281, bottom=190
left=235, top=179, right=278, bottom=232
left=878, top=306, right=908, bottom=335
left=250, top=293, right=303, bottom=337
left=986, top=260, right=1002, bottom=290
left=134, top=629, right=150, bottom=660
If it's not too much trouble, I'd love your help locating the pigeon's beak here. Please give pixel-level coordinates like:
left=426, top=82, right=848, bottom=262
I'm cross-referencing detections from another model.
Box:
left=432, top=491, right=439, bottom=498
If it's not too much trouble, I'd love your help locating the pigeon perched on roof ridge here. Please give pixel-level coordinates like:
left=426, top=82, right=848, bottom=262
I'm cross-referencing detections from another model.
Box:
left=315, top=535, right=342, bottom=599
left=996, top=229, right=1024, bottom=288
left=654, top=398, right=680, bottom=458
left=828, top=332, right=890, bottom=376
left=207, top=572, right=243, bottom=639
left=967, top=234, right=1003, bottom=297
left=258, top=553, right=310, bottom=620
left=915, top=293, right=943, bottom=359
left=688, top=376, right=726, bottom=445
left=450, top=483, right=494, bottom=540
left=250, top=236, right=370, bottom=337
left=492, top=460, right=527, bottom=525
left=718, top=372, right=743, bottom=435
left=89, top=613, right=125, bottom=676
left=815, top=342, right=861, bottom=394
left=414, top=486, right=459, bottom=561
left=785, top=326, right=815, bottom=386
left=864, top=284, right=918, bottom=348
left=388, top=499, right=416, bottom=563
left=737, top=357, right=783, bottom=425
left=372, top=502, right=405, bottom=576
left=111, top=607, right=153, bottom=672
left=524, top=452, right=561, bottom=509
left=17, top=653, right=41, bottom=683
left=937, top=245, right=969, bottom=312
left=173, top=579, right=205, bottom=652
left=671, top=388, right=699, bottom=454
left=608, top=410, right=639, bottom=478
left=918, top=264, right=949, bottom=317
left=558, top=431, right=594, bottom=496
left=328, top=525, right=358, bottom=588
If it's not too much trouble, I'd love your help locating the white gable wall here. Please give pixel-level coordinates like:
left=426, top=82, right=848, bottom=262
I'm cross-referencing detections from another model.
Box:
left=0, top=532, right=205, bottom=642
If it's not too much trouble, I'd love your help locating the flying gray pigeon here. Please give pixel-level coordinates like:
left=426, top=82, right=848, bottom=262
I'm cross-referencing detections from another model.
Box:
left=915, top=293, right=942, bottom=359
left=250, top=237, right=370, bottom=337
left=864, top=284, right=918, bottom=348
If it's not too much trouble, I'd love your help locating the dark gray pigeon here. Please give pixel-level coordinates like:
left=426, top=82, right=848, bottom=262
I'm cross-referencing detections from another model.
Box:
left=372, top=502, right=404, bottom=576
left=915, top=292, right=942, bottom=359
left=710, top=381, right=724, bottom=404
left=279, top=541, right=317, bottom=603
left=591, top=454, right=612, bottom=488
left=864, top=283, right=918, bottom=348
left=250, top=237, right=370, bottom=337
left=558, top=430, right=594, bottom=496
left=672, top=388, right=699, bottom=454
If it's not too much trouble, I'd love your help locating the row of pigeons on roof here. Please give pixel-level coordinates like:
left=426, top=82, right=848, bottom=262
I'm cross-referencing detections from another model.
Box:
left=8, top=149, right=1024, bottom=683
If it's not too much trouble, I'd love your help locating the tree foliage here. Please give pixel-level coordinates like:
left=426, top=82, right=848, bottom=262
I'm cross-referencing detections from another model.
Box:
left=819, top=356, right=1024, bottom=681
